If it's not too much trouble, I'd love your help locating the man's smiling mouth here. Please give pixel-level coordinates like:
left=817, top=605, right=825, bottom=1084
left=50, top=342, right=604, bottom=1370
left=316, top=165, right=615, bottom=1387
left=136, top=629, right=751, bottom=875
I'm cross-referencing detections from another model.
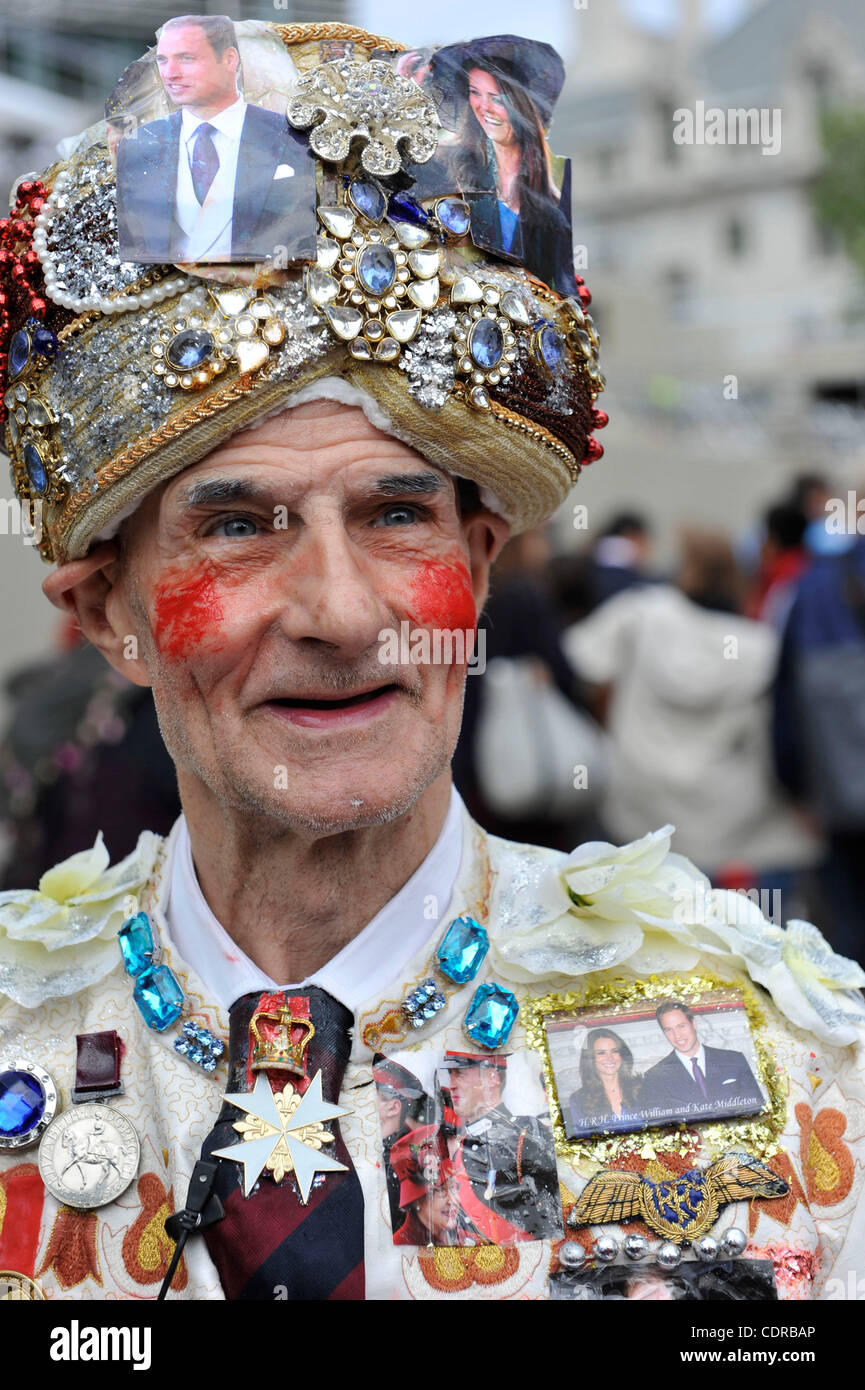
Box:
left=269, top=684, right=400, bottom=711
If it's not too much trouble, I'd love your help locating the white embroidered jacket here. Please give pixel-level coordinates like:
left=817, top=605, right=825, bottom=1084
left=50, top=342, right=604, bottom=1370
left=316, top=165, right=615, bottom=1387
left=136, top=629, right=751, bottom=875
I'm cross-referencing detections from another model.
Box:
left=1, top=810, right=863, bottom=1301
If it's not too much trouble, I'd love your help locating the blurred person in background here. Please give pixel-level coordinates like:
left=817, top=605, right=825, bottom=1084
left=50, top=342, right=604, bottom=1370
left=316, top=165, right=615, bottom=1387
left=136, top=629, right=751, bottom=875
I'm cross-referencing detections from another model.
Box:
left=563, top=529, right=820, bottom=895
left=452, top=526, right=603, bottom=851
left=548, top=510, right=655, bottom=628
left=773, top=514, right=865, bottom=962
left=745, top=501, right=810, bottom=632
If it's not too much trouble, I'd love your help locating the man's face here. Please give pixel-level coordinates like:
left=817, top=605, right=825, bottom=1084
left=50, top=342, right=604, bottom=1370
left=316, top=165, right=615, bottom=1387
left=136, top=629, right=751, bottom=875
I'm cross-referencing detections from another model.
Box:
left=447, top=1065, right=501, bottom=1123
left=112, top=402, right=500, bottom=837
left=660, top=1009, right=698, bottom=1056
left=155, top=25, right=238, bottom=111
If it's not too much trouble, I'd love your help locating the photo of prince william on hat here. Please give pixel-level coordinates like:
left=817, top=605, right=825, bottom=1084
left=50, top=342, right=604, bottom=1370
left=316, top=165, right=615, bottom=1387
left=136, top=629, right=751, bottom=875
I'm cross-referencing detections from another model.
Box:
left=114, top=14, right=316, bottom=265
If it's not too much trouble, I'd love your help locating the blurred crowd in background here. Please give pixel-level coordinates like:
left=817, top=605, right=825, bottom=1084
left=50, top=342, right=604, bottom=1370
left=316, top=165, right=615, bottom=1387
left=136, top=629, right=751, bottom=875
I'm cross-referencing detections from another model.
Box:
left=4, top=475, right=865, bottom=969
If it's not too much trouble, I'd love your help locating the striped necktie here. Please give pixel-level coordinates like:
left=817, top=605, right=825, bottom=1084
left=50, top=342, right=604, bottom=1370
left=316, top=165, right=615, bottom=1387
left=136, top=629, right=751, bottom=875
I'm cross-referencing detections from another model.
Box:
left=201, top=987, right=364, bottom=1300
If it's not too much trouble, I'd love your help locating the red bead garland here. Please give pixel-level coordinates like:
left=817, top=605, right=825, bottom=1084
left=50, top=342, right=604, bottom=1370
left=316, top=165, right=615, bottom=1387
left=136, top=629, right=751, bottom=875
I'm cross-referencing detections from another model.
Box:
left=0, top=176, right=50, bottom=425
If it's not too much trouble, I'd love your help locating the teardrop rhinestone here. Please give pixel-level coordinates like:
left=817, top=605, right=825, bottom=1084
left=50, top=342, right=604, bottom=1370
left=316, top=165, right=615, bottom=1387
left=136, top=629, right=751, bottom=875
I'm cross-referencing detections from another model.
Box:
left=26, top=396, right=53, bottom=427
left=468, top=317, right=504, bottom=370
left=326, top=304, right=364, bottom=340
left=235, top=339, right=269, bottom=374
left=318, top=206, right=356, bottom=240
left=350, top=338, right=373, bottom=360
left=8, top=330, right=31, bottom=379
left=435, top=197, right=471, bottom=236
left=391, top=222, right=430, bottom=249
left=406, top=276, right=439, bottom=310
left=451, top=275, right=483, bottom=304
left=306, top=267, right=340, bottom=307
left=348, top=179, right=386, bottom=223
left=536, top=324, right=565, bottom=374
left=468, top=385, right=490, bottom=409
left=23, top=441, right=48, bottom=493
left=212, top=288, right=251, bottom=317
left=407, top=248, right=440, bottom=280
left=317, top=236, right=340, bottom=270
left=262, top=317, right=285, bottom=346
left=386, top=308, right=421, bottom=343
left=376, top=338, right=400, bottom=361
left=356, top=244, right=396, bottom=297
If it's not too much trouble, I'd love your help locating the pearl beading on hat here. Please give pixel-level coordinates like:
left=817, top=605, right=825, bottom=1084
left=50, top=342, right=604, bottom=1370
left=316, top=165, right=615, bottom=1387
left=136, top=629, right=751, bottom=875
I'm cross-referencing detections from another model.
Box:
left=32, top=169, right=192, bottom=316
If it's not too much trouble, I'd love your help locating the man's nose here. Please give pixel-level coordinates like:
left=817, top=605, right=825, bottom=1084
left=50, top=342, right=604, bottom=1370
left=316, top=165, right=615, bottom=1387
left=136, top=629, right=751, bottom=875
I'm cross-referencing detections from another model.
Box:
left=275, top=524, right=393, bottom=656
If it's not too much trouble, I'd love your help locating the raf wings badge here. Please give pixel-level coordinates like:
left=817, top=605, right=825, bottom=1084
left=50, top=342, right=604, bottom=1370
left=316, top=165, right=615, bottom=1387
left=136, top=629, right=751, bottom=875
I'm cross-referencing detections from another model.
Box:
left=567, top=1151, right=788, bottom=1244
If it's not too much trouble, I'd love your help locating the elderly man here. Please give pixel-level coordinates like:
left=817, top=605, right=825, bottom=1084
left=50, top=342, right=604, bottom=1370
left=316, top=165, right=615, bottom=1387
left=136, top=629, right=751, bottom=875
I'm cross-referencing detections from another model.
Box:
left=1, top=19, right=864, bottom=1303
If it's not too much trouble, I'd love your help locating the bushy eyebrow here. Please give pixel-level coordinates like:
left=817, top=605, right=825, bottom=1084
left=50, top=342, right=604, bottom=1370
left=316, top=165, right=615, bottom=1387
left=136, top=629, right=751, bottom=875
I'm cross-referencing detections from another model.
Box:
left=177, top=479, right=274, bottom=509
left=368, top=472, right=448, bottom=497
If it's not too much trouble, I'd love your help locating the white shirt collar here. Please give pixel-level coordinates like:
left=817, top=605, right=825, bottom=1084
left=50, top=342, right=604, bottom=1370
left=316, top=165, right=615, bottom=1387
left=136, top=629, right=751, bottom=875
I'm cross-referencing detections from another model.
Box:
left=181, top=96, right=246, bottom=144
left=162, top=787, right=465, bottom=1014
left=676, top=1042, right=707, bottom=1077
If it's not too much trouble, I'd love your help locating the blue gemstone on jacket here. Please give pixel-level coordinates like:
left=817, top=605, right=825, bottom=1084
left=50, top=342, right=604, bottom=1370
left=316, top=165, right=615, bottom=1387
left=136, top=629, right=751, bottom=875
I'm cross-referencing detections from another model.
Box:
left=464, top=983, right=519, bottom=1050
left=387, top=191, right=428, bottom=226
left=356, top=244, right=396, bottom=296
left=118, top=911, right=155, bottom=976
left=349, top=179, right=386, bottom=222
left=469, top=318, right=504, bottom=370
left=436, top=915, right=489, bottom=984
left=133, top=963, right=184, bottom=1030
left=0, top=1069, right=45, bottom=1139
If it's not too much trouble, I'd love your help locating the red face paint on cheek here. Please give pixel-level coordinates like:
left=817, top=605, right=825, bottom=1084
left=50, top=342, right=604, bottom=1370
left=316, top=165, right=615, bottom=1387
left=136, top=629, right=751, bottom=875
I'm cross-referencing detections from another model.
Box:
left=152, top=562, right=225, bottom=661
left=408, top=560, right=477, bottom=631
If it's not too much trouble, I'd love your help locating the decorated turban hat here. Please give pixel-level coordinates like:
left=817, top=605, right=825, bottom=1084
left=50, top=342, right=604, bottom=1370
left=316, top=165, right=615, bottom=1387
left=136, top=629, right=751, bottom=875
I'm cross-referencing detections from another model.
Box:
left=0, top=19, right=606, bottom=565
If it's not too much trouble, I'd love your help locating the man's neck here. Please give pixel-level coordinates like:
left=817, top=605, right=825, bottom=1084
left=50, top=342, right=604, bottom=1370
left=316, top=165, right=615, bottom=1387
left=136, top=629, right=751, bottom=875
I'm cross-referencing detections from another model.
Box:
left=178, top=771, right=452, bottom=982
left=183, top=93, right=242, bottom=122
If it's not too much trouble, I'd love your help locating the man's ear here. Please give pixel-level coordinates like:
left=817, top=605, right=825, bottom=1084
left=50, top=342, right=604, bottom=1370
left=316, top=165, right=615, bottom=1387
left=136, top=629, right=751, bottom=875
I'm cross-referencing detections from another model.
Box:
left=42, top=542, right=153, bottom=688
left=463, top=509, right=511, bottom=615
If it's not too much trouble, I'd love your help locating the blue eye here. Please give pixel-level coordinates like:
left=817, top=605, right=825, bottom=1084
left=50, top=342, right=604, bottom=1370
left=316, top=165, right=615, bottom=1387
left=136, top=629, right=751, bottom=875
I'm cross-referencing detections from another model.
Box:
left=211, top=516, right=259, bottom=539
left=375, top=505, right=421, bottom=527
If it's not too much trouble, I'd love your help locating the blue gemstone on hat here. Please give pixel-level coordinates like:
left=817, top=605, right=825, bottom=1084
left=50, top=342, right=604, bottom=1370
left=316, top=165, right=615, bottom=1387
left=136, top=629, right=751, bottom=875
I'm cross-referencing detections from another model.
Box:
left=0, top=1069, right=45, bottom=1140
left=464, top=983, right=519, bottom=1050
left=356, top=244, right=396, bottom=297
left=437, top=197, right=471, bottom=236
left=469, top=318, right=504, bottom=371
left=31, top=324, right=59, bottom=360
left=8, top=329, right=31, bottom=379
left=133, top=963, right=184, bottom=1031
left=538, top=325, right=565, bottom=373
left=166, top=328, right=215, bottom=372
left=118, top=911, right=155, bottom=977
left=436, top=915, right=489, bottom=984
left=23, top=442, right=47, bottom=495
left=349, top=179, right=386, bottom=222
left=387, top=192, right=428, bottom=227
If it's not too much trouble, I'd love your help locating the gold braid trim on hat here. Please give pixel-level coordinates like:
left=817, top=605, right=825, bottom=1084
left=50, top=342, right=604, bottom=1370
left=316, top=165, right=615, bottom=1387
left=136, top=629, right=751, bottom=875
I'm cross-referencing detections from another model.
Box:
left=487, top=398, right=579, bottom=481
left=273, top=22, right=407, bottom=52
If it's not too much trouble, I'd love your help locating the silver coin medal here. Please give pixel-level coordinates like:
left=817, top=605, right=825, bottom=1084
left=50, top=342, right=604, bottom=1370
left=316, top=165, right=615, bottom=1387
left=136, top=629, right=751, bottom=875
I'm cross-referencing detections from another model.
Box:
left=37, top=1029, right=139, bottom=1210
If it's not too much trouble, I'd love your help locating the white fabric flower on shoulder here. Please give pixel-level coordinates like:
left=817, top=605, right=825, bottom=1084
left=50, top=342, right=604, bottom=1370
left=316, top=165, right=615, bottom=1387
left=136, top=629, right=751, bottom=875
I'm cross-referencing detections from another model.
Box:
left=0, top=830, right=161, bottom=1009
left=488, top=824, right=865, bottom=1044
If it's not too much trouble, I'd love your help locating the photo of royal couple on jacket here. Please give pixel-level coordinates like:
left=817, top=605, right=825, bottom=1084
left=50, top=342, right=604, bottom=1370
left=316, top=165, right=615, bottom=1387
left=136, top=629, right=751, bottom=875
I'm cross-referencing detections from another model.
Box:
left=393, top=35, right=576, bottom=295
left=560, top=997, right=767, bottom=1140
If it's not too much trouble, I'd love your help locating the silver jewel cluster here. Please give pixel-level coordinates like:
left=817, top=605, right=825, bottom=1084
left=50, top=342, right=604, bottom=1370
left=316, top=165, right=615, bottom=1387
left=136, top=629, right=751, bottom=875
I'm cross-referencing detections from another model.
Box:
left=397, top=305, right=457, bottom=410
left=48, top=308, right=174, bottom=486
left=287, top=58, right=440, bottom=177
left=32, top=152, right=191, bottom=314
